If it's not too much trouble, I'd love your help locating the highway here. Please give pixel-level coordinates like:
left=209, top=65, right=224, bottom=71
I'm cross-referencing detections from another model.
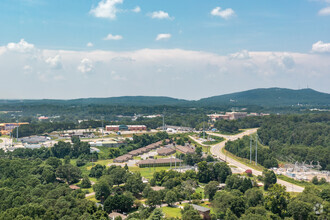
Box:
left=196, top=129, right=304, bottom=192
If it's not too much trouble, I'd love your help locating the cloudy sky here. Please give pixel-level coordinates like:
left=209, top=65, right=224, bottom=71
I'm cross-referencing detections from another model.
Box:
left=0, top=0, right=329, bottom=100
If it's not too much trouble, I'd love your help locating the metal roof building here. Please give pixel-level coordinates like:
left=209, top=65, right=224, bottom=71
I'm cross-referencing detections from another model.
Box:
left=137, top=158, right=183, bottom=168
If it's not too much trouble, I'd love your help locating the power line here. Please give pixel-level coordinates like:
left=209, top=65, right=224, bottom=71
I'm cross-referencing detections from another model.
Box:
left=250, top=135, right=252, bottom=163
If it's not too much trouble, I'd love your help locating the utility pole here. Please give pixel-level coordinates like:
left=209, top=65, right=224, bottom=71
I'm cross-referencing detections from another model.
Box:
left=170, top=156, right=172, bottom=169
left=203, top=115, right=205, bottom=139
left=180, top=154, right=182, bottom=172
left=255, top=133, right=258, bottom=165
left=175, top=145, right=177, bottom=170
left=250, top=135, right=252, bottom=163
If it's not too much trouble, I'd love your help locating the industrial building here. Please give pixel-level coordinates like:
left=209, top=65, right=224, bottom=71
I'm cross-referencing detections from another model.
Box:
left=89, top=140, right=125, bottom=148
left=113, top=140, right=166, bottom=163
left=176, top=144, right=195, bottom=154
left=157, top=146, right=176, bottom=156
left=158, top=125, right=193, bottom=132
left=208, top=112, right=270, bottom=121
left=19, top=136, right=50, bottom=144
left=137, top=158, right=183, bottom=168
left=106, top=125, right=147, bottom=132
left=114, top=154, right=133, bottom=163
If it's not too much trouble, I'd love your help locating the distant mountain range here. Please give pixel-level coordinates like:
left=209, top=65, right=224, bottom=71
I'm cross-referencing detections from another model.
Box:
left=0, top=88, right=329, bottom=107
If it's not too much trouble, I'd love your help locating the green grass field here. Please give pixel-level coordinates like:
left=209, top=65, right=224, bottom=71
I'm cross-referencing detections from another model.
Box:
left=94, top=146, right=110, bottom=159
left=86, top=194, right=98, bottom=203
left=161, top=207, right=182, bottom=218
left=129, top=166, right=171, bottom=179
left=0, top=139, right=3, bottom=143
left=195, top=186, right=205, bottom=199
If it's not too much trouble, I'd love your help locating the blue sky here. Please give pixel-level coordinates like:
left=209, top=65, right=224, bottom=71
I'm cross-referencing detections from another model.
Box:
left=0, top=0, right=329, bottom=99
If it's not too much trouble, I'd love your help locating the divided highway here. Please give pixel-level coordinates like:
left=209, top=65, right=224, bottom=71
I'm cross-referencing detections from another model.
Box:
left=205, top=129, right=304, bottom=192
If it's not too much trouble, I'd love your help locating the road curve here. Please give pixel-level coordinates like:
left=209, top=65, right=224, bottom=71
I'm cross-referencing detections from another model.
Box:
left=206, top=129, right=304, bottom=193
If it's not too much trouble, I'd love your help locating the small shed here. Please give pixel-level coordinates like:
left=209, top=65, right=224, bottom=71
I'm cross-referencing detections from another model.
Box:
left=191, top=204, right=211, bottom=220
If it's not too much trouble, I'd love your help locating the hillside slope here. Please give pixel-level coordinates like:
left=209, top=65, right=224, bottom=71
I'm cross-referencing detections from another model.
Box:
left=0, top=88, right=328, bottom=107
left=196, top=88, right=330, bottom=107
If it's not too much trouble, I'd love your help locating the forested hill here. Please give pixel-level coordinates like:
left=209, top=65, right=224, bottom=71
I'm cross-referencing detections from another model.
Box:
left=0, top=88, right=329, bottom=107
left=197, top=88, right=330, bottom=107
left=0, top=96, right=188, bottom=106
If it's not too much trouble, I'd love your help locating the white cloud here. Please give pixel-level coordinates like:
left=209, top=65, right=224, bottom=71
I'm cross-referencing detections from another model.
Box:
left=211, top=7, right=235, bottom=19
left=90, top=0, right=123, bottom=20
left=132, top=6, right=141, bottom=13
left=7, top=39, right=35, bottom=53
left=111, top=70, right=127, bottom=80
left=23, top=65, right=33, bottom=74
left=318, top=7, right=330, bottom=15
left=156, top=34, right=171, bottom=41
left=267, top=53, right=295, bottom=71
left=112, top=56, right=135, bottom=62
left=0, top=47, right=6, bottom=56
left=229, top=50, right=250, bottom=60
left=45, top=55, right=62, bottom=69
left=312, top=41, right=330, bottom=52
left=0, top=45, right=329, bottom=99
left=77, top=58, right=94, bottom=73
left=104, top=34, right=123, bottom=40
left=149, top=11, right=173, bottom=20
left=87, top=42, right=94, bottom=47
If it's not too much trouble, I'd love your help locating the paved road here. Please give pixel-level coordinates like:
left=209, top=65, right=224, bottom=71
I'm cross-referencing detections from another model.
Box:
left=205, top=129, right=304, bottom=192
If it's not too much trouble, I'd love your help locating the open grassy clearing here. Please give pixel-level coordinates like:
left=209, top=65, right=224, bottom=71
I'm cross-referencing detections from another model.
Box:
left=195, top=186, right=205, bottom=199
left=86, top=195, right=98, bottom=203
left=161, top=206, right=182, bottom=218
left=94, top=146, right=111, bottom=159
left=129, top=166, right=171, bottom=179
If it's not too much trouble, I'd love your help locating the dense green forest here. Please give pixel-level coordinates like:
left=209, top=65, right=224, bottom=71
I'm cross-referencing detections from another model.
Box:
left=1, top=158, right=329, bottom=219
left=225, top=113, right=330, bottom=170
left=0, top=158, right=109, bottom=220
left=214, top=116, right=264, bottom=134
